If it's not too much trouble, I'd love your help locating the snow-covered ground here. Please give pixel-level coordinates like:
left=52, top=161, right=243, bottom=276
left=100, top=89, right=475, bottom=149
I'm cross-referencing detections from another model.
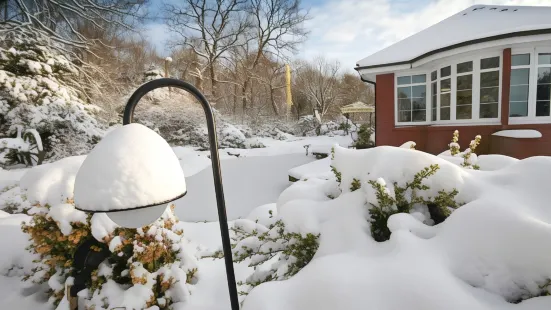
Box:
left=2, top=133, right=551, bottom=310
left=0, top=135, right=350, bottom=310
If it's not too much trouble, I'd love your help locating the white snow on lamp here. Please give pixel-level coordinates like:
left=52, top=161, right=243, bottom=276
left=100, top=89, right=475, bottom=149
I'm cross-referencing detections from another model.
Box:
left=74, top=123, right=186, bottom=228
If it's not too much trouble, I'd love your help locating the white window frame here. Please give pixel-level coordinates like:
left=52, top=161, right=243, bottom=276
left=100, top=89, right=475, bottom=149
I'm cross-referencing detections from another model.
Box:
left=509, top=46, right=551, bottom=124
left=394, top=72, right=430, bottom=125
left=509, top=48, right=532, bottom=121
left=394, top=52, right=502, bottom=127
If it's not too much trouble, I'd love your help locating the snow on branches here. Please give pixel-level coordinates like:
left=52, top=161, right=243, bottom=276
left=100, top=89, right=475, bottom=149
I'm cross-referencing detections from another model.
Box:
left=0, top=32, right=104, bottom=162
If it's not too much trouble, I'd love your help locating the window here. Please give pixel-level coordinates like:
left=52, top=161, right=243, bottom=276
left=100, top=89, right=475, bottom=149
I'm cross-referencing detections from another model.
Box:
left=397, top=74, right=427, bottom=122
left=431, top=71, right=437, bottom=121
left=440, top=66, right=451, bottom=120
left=479, top=56, right=500, bottom=118
left=456, top=61, right=473, bottom=119
left=536, top=53, right=551, bottom=117
left=510, top=54, right=530, bottom=117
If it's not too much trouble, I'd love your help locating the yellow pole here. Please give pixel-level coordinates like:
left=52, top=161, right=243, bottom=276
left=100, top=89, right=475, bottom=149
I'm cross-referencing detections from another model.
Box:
left=285, top=64, right=292, bottom=121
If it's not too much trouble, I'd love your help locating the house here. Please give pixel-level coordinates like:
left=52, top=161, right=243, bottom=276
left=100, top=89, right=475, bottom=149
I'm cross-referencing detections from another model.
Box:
left=355, top=4, right=551, bottom=159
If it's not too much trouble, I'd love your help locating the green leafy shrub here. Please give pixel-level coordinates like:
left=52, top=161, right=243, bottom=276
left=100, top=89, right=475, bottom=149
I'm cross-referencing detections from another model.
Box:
left=211, top=219, right=319, bottom=296
left=366, top=164, right=461, bottom=242
left=354, top=124, right=374, bottom=149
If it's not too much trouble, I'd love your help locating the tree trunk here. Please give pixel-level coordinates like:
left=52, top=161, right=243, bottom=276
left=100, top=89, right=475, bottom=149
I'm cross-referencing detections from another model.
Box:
left=270, top=87, right=279, bottom=116
left=232, top=82, right=238, bottom=115
left=3, top=0, right=7, bottom=21
left=241, top=79, right=248, bottom=113
left=209, top=64, right=217, bottom=98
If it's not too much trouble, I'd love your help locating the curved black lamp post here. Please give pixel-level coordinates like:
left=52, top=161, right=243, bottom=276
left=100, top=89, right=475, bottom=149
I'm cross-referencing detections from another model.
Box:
left=123, top=78, right=239, bottom=310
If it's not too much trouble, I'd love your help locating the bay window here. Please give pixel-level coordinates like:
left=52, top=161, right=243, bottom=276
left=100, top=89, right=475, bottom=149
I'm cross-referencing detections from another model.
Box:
left=395, top=54, right=501, bottom=126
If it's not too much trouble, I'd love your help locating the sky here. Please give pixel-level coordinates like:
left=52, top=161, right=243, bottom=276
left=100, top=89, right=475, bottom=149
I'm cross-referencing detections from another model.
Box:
left=144, top=0, right=551, bottom=72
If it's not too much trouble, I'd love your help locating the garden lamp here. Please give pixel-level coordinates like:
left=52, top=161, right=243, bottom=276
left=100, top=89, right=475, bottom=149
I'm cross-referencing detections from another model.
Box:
left=72, top=78, right=240, bottom=310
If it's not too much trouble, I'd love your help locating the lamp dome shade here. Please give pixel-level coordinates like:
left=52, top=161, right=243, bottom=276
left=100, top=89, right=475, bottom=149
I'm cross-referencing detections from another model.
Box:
left=74, top=123, right=186, bottom=227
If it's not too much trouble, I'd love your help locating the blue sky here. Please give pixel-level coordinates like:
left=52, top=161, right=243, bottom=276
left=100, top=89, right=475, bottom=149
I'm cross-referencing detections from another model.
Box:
left=144, top=0, right=551, bottom=72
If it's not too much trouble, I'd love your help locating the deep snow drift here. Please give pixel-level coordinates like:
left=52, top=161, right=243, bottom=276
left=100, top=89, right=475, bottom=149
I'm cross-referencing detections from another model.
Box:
left=1, top=138, right=551, bottom=310
left=241, top=146, right=551, bottom=310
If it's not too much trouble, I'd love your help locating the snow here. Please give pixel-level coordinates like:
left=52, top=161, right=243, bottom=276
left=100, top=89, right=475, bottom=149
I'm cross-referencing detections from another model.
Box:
left=357, top=5, right=551, bottom=68
left=20, top=156, right=85, bottom=205
left=4, top=134, right=551, bottom=310
left=165, top=57, right=173, bottom=62
left=74, top=124, right=186, bottom=212
left=492, top=129, right=542, bottom=139
left=47, top=203, right=87, bottom=235
left=242, top=146, right=551, bottom=310
left=288, top=157, right=332, bottom=181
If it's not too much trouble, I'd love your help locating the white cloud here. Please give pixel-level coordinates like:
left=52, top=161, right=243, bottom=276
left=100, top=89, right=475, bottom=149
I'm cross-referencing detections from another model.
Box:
left=300, top=0, right=551, bottom=71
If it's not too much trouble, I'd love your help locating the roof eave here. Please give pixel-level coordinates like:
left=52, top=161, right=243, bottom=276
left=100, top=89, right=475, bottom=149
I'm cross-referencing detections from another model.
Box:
left=354, top=28, right=551, bottom=72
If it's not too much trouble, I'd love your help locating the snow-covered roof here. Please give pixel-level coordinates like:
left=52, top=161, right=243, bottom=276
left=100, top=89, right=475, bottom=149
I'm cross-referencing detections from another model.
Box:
left=356, top=5, right=551, bottom=69
left=341, top=101, right=374, bottom=113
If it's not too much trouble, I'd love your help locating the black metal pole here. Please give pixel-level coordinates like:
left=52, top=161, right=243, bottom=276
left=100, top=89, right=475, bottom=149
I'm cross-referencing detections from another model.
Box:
left=123, top=78, right=240, bottom=310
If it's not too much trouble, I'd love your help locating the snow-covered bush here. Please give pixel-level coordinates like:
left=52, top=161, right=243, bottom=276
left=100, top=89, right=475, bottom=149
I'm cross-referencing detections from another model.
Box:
left=294, top=115, right=317, bottom=136
left=142, top=65, right=169, bottom=104
left=21, top=203, right=197, bottom=308
left=353, top=124, right=374, bottom=149
left=219, top=123, right=247, bottom=149
left=365, top=165, right=460, bottom=241
left=0, top=32, right=103, bottom=162
left=230, top=218, right=319, bottom=295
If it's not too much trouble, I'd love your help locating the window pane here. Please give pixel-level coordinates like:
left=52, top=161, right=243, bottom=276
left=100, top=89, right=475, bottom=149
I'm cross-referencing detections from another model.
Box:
left=510, top=85, right=529, bottom=102
left=511, top=68, right=530, bottom=85
left=456, top=105, right=472, bottom=120
left=481, top=56, right=500, bottom=69
left=441, top=66, right=451, bottom=77
left=431, top=82, right=437, bottom=96
left=440, top=93, right=450, bottom=107
left=412, top=74, right=426, bottom=83
left=399, top=111, right=411, bottom=122
left=398, top=87, right=411, bottom=99
left=510, top=101, right=528, bottom=117
left=480, top=87, right=499, bottom=103
left=512, top=54, right=530, bottom=66
left=480, top=103, right=498, bottom=118
left=440, top=78, right=451, bottom=92
left=440, top=107, right=450, bottom=120
left=431, top=71, right=437, bottom=81
left=536, top=101, right=550, bottom=116
left=412, top=97, right=426, bottom=110
left=538, top=53, right=551, bottom=65
left=412, top=110, right=426, bottom=122
left=432, top=107, right=437, bottom=121
left=537, top=85, right=551, bottom=101
left=399, top=98, right=411, bottom=111
left=481, top=71, right=499, bottom=87
left=397, top=76, right=411, bottom=85
left=457, top=61, right=473, bottom=73
left=457, top=90, right=472, bottom=105
left=412, top=85, right=426, bottom=98
left=457, top=75, right=472, bottom=90
left=538, top=68, right=551, bottom=84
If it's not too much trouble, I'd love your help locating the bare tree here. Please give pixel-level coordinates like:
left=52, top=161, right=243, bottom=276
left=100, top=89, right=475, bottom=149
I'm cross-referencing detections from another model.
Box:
left=295, top=56, right=342, bottom=120
left=238, top=0, right=308, bottom=112
left=0, top=0, right=147, bottom=57
left=164, top=0, right=249, bottom=98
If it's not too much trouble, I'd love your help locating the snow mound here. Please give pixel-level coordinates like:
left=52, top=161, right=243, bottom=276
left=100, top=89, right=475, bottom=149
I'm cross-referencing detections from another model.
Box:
left=74, top=123, right=186, bottom=212
left=243, top=146, right=551, bottom=310
left=492, top=129, right=542, bottom=139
